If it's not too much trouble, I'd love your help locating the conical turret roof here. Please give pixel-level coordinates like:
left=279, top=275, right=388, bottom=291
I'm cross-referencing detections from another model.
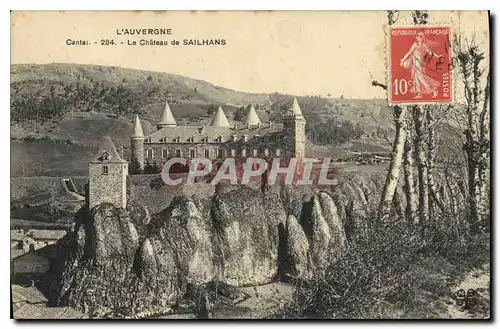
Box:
left=291, top=97, right=304, bottom=118
left=131, top=114, right=144, bottom=138
left=210, top=106, right=231, bottom=127
left=92, top=136, right=127, bottom=163
left=244, top=105, right=262, bottom=126
left=157, top=101, right=177, bottom=127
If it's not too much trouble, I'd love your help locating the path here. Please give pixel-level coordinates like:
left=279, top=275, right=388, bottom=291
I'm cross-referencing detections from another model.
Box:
left=440, top=263, right=490, bottom=319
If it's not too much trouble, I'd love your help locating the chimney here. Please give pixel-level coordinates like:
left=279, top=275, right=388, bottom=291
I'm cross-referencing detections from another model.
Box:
left=233, top=123, right=238, bottom=130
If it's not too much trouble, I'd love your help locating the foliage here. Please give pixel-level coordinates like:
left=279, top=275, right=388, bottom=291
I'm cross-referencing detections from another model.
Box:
left=307, top=119, right=364, bottom=145
left=277, top=209, right=490, bottom=319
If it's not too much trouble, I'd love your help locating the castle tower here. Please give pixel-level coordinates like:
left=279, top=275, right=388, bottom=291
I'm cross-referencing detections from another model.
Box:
left=283, top=98, right=307, bottom=158
left=89, top=136, right=128, bottom=210
left=210, top=106, right=231, bottom=127
left=130, top=114, right=145, bottom=172
left=244, top=105, right=262, bottom=127
left=157, top=101, right=177, bottom=130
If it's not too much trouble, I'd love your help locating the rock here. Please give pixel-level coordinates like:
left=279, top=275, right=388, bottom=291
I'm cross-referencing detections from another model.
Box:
left=284, top=215, right=309, bottom=279
left=308, top=195, right=333, bottom=271
left=49, top=185, right=353, bottom=318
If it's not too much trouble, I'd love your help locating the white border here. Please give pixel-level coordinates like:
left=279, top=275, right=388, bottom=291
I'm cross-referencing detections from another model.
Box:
left=3, top=2, right=497, bottom=329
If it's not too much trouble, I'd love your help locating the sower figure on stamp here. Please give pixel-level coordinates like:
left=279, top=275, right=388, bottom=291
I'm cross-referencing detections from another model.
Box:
left=400, top=31, right=442, bottom=99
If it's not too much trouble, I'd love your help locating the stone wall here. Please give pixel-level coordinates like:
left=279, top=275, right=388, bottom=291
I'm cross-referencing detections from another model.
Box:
left=89, top=162, right=128, bottom=209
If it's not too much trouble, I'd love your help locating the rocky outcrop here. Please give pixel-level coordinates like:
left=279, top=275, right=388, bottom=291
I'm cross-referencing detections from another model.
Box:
left=48, top=182, right=379, bottom=318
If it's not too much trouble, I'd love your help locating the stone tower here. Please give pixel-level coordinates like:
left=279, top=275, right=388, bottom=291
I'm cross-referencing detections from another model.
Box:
left=130, top=114, right=145, bottom=172
left=89, top=136, right=128, bottom=210
left=283, top=98, right=307, bottom=158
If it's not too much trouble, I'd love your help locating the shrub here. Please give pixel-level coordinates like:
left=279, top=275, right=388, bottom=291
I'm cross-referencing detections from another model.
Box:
left=276, top=210, right=490, bottom=319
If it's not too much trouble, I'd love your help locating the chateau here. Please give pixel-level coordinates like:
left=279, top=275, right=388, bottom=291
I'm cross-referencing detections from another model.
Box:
left=87, top=98, right=306, bottom=210
left=130, top=98, right=307, bottom=171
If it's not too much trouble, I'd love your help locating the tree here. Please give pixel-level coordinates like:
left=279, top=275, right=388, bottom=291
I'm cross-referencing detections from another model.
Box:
left=454, top=36, right=490, bottom=230
left=403, top=115, right=418, bottom=224
left=233, top=106, right=247, bottom=121
left=376, top=11, right=408, bottom=220
left=412, top=105, right=429, bottom=225
left=379, top=105, right=407, bottom=218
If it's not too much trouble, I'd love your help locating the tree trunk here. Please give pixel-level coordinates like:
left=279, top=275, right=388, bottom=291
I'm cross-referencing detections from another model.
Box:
left=392, top=185, right=405, bottom=221
left=403, top=115, right=418, bottom=224
left=477, top=73, right=491, bottom=227
left=444, top=168, right=456, bottom=215
left=379, top=105, right=407, bottom=219
left=426, top=108, right=445, bottom=213
left=412, top=106, right=429, bottom=226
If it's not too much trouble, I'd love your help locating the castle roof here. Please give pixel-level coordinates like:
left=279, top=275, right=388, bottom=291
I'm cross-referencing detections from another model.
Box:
left=91, top=136, right=127, bottom=163
left=132, top=114, right=144, bottom=138
left=209, top=106, right=231, bottom=127
left=148, top=122, right=284, bottom=143
left=290, top=97, right=304, bottom=118
left=244, top=105, right=262, bottom=126
left=157, top=101, right=177, bottom=127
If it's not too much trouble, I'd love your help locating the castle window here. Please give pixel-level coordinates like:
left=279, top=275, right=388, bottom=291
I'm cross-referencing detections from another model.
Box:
left=162, top=149, right=169, bottom=159
left=243, top=135, right=249, bottom=142
left=146, top=149, right=153, bottom=159
left=264, top=149, right=269, bottom=157
left=175, top=149, right=181, bottom=157
left=202, top=137, right=209, bottom=143
left=241, top=149, right=247, bottom=157
left=102, top=152, right=110, bottom=161
left=160, top=137, right=166, bottom=143
left=190, top=149, right=195, bottom=158
left=217, top=136, right=224, bottom=143
left=232, top=135, right=238, bottom=142
left=218, top=149, right=224, bottom=158
left=231, top=149, right=236, bottom=157
left=204, top=149, right=210, bottom=158
left=253, top=149, right=258, bottom=157
left=145, top=137, right=151, bottom=143
left=275, top=149, right=281, bottom=156
left=174, top=137, right=180, bottom=143
left=188, top=137, right=195, bottom=143
left=102, top=166, right=109, bottom=175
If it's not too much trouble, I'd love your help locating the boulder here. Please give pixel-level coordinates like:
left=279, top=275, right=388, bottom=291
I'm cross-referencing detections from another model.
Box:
left=49, top=185, right=350, bottom=317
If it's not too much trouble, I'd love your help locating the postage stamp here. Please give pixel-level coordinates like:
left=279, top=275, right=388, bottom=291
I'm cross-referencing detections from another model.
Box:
left=388, top=26, right=453, bottom=105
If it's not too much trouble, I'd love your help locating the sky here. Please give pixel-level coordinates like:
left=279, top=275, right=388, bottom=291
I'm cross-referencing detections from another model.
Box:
left=11, top=11, right=489, bottom=98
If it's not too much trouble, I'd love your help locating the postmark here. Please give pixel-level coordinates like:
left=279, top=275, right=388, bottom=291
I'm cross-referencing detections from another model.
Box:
left=388, top=26, right=453, bottom=105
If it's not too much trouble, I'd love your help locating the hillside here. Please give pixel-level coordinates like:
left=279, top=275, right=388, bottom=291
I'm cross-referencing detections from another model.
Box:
left=10, top=63, right=394, bottom=177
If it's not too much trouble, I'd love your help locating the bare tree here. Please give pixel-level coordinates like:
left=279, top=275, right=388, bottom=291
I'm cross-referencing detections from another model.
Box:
left=454, top=36, right=490, bottom=230
left=376, top=11, right=409, bottom=220
left=426, top=106, right=446, bottom=213
left=403, top=115, right=418, bottom=224
left=411, top=106, right=430, bottom=225
left=379, top=105, right=407, bottom=219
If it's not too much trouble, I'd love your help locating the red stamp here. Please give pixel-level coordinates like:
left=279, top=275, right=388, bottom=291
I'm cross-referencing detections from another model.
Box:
left=388, top=26, right=452, bottom=104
